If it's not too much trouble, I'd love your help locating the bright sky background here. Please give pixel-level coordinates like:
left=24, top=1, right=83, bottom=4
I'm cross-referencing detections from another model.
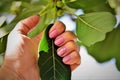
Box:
left=59, top=14, right=120, bottom=80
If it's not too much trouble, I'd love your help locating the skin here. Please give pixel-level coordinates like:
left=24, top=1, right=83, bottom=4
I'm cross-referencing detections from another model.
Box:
left=0, top=15, right=81, bottom=80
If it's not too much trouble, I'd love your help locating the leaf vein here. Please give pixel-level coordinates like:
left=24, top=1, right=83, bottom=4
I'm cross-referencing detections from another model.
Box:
left=78, top=16, right=103, bottom=33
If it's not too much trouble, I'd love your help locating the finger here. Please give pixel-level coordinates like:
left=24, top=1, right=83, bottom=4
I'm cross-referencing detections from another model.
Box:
left=70, top=63, right=80, bottom=71
left=54, top=31, right=77, bottom=46
left=57, top=41, right=80, bottom=57
left=62, top=51, right=81, bottom=66
left=49, top=21, right=66, bottom=38
left=13, top=15, right=40, bottom=35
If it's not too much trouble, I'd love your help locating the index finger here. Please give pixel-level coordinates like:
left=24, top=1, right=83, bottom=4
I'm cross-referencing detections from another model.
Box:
left=13, top=15, right=40, bottom=35
left=49, top=21, right=66, bottom=38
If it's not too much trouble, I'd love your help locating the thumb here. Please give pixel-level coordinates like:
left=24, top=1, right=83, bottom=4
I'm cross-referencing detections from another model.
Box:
left=13, top=15, right=40, bottom=35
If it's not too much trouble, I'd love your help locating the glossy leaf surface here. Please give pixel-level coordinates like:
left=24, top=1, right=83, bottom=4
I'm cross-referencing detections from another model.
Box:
left=38, top=24, right=71, bottom=80
left=76, top=12, right=116, bottom=46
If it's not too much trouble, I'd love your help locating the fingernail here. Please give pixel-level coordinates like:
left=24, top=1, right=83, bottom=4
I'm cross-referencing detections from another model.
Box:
left=49, top=29, right=58, bottom=38
left=55, top=37, right=64, bottom=45
left=63, top=56, right=71, bottom=63
left=58, top=46, right=66, bottom=56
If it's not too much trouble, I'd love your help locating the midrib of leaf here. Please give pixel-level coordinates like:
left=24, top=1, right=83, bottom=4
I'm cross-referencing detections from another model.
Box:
left=78, top=16, right=104, bottom=33
left=52, top=40, right=56, bottom=79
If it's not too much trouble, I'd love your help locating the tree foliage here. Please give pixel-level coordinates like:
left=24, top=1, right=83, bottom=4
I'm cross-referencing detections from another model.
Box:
left=0, top=0, right=120, bottom=79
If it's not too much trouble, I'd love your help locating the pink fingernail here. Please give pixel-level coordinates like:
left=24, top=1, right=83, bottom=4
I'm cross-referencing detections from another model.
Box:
left=55, top=37, right=64, bottom=46
left=49, top=29, right=58, bottom=38
left=58, top=46, right=66, bottom=56
left=63, top=56, right=71, bottom=63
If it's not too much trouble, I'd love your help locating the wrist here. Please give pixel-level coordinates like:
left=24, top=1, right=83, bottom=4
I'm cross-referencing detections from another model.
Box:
left=1, top=61, right=40, bottom=80
left=0, top=66, right=23, bottom=80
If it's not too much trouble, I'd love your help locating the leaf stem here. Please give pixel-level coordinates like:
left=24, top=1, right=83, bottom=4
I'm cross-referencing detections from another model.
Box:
left=38, top=4, right=49, bottom=16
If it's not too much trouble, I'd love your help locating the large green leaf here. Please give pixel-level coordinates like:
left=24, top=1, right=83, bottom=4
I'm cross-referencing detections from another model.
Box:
left=76, top=12, right=116, bottom=46
left=38, top=24, right=71, bottom=80
left=87, top=24, right=120, bottom=71
left=65, top=0, right=114, bottom=13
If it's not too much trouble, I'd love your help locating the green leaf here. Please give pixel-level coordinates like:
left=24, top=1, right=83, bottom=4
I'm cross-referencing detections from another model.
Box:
left=27, top=1, right=56, bottom=38
left=87, top=24, right=120, bottom=71
left=0, top=3, right=43, bottom=38
left=0, top=53, right=4, bottom=67
left=0, top=23, right=16, bottom=38
left=39, top=24, right=54, bottom=52
left=108, top=0, right=118, bottom=9
left=76, top=12, right=116, bottom=46
left=116, top=55, right=120, bottom=71
left=0, top=0, right=31, bottom=14
left=38, top=24, right=71, bottom=80
left=28, top=12, right=53, bottom=38
left=0, top=40, right=2, bottom=53
left=0, top=0, right=13, bottom=13
left=108, top=0, right=120, bottom=14
left=65, top=0, right=114, bottom=13
left=0, top=16, right=6, bottom=28
left=0, top=35, right=7, bottom=54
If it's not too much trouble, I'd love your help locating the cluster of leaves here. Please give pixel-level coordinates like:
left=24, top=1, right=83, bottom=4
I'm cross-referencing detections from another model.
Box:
left=0, top=0, right=120, bottom=79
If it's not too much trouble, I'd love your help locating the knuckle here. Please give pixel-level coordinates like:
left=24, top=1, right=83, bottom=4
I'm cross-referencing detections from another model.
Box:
left=72, top=51, right=78, bottom=57
left=55, top=21, right=66, bottom=30
left=64, top=31, right=77, bottom=40
left=66, top=41, right=78, bottom=51
left=65, top=31, right=74, bottom=36
left=71, top=51, right=81, bottom=61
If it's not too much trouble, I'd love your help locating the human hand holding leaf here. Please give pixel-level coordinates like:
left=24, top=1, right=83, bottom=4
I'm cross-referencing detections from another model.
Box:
left=38, top=22, right=80, bottom=80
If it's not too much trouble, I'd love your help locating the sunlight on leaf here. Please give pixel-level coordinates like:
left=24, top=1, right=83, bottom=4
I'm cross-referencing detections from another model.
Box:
left=0, top=23, right=16, bottom=38
left=0, top=16, right=6, bottom=27
left=39, top=24, right=53, bottom=52
left=76, top=12, right=116, bottom=46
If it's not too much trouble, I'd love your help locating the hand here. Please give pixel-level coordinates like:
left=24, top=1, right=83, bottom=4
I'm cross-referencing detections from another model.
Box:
left=49, top=21, right=80, bottom=71
left=0, top=15, right=81, bottom=80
